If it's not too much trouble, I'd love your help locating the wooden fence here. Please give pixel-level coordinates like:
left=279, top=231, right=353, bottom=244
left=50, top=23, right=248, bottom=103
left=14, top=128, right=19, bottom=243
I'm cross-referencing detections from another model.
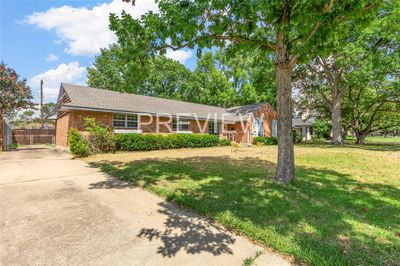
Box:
left=12, top=129, right=56, bottom=146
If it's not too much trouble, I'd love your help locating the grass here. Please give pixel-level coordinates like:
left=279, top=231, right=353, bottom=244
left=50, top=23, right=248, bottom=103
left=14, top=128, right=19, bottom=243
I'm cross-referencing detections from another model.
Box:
left=85, top=143, right=400, bottom=266
left=365, top=136, right=400, bottom=144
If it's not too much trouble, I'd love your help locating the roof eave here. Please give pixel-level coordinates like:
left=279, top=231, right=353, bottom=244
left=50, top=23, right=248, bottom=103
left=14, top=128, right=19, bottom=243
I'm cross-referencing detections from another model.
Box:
left=60, top=105, right=239, bottom=122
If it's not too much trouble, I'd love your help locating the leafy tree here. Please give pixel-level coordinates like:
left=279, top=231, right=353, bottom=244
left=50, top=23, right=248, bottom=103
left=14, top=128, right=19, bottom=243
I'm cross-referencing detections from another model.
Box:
left=87, top=45, right=134, bottom=93
left=192, top=52, right=237, bottom=107
left=343, top=1, right=399, bottom=145
left=0, top=62, right=34, bottom=114
left=43, top=102, right=57, bottom=119
left=112, top=0, right=382, bottom=183
left=296, top=56, right=349, bottom=144
left=19, top=110, right=35, bottom=128
left=343, top=84, right=400, bottom=144
left=88, top=45, right=196, bottom=100
left=296, top=1, right=399, bottom=145
left=214, top=50, right=277, bottom=106
left=88, top=45, right=275, bottom=107
left=313, top=119, right=331, bottom=139
left=139, top=56, right=194, bottom=101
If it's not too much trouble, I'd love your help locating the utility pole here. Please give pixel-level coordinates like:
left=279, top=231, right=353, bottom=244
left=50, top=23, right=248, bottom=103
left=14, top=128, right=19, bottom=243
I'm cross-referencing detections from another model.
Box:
left=40, top=80, right=44, bottom=129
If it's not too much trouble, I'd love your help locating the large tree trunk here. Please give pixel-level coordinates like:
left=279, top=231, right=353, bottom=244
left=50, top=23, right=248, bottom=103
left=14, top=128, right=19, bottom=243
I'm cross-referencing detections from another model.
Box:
left=331, top=95, right=343, bottom=144
left=274, top=31, right=295, bottom=184
left=355, top=131, right=367, bottom=144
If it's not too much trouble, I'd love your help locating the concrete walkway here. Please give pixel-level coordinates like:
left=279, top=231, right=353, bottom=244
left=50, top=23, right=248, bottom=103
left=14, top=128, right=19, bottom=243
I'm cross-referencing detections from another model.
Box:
left=0, top=148, right=290, bottom=266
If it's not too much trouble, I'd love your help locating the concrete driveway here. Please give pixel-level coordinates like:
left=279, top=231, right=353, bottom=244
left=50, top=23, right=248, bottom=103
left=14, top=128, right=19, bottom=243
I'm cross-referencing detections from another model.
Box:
left=0, top=148, right=290, bottom=266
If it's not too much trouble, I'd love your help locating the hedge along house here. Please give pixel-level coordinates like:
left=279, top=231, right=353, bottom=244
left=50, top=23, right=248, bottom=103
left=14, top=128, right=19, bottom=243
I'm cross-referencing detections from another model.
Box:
left=55, top=83, right=280, bottom=147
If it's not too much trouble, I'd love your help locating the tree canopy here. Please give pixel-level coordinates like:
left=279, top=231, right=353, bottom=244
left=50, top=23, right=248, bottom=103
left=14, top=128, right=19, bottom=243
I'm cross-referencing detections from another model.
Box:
left=110, top=0, right=383, bottom=183
left=295, top=1, right=400, bottom=144
left=88, top=46, right=277, bottom=108
left=0, top=62, right=34, bottom=115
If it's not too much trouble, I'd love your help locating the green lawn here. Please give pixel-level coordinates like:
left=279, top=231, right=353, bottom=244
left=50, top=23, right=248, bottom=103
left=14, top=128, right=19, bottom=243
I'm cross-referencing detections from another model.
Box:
left=86, top=144, right=400, bottom=266
left=366, top=136, right=400, bottom=144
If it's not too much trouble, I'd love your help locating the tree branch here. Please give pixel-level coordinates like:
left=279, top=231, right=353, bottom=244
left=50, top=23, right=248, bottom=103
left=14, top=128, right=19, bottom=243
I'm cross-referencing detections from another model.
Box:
left=159, top=34, right=275, bottom=52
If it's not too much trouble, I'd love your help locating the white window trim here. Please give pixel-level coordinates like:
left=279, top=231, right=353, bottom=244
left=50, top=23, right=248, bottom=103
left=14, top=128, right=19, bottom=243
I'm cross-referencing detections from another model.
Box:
left=252, top=117, right=264, bottom=137
left=272, top=119, right=278, bottom=137
left=112, top=113, right=140, bottom=129
left=173, top=119, right=191, bottom=132
left=174, top=130, right=193, bottom=134
left=114, top=129, right=143, bottom=134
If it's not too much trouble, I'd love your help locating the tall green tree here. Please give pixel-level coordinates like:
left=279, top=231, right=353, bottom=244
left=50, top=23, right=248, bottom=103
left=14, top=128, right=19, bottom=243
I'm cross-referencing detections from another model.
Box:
left=19, top=110, right=35, bottom=128
left=139, top=56, right=194, bottom=101
left=87, top=45, right=126, bottom=92
left=88, top=45, right=275, bottom=107
left=192, top=52, right=237, bottom=107
left=296, top=1, right=399, bottom=144
left=112, top=0, right=382, bottom=183
left=88, top=45, right=197, bottom=101
left=0, top=62, right=34, bottom=114
left=343, top=83, right=400, bottom=144
left=43, top=102, right=57, bottom=119
left=215, top=50, right=277, bottom=106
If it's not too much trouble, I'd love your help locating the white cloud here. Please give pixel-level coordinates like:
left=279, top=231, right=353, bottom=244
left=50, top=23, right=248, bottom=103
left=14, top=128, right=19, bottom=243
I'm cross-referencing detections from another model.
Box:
left=165, top=49, right=193, bottom=64
left=46, top=53, right=59, bottom=62
left=25, top=0, right=158, bottom=56
left=28, top=62, right=87, bottom=102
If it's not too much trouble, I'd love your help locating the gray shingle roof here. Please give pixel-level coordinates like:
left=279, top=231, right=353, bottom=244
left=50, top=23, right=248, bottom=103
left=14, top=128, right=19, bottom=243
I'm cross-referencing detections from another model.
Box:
left=227, top=102, right=272, bottom=115
left=59, top=83, right=240, bottom=121
left=292, top=117, right=315, bottom=127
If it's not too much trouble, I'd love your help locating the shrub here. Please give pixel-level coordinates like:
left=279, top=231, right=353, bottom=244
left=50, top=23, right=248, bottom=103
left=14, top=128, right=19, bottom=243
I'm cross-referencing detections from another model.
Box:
left=253, top=136, right=278, bottom=145
left=293, top=131, right=302, bottom=143
left=115, top=133, right=223, bottom=151
left=219, top=138, right=232, bottom=146
left=314, top=119, right=331, bottom=139
left=68, top=128, right=91, bottom=157
left=84, top=117, right=116, bottom=153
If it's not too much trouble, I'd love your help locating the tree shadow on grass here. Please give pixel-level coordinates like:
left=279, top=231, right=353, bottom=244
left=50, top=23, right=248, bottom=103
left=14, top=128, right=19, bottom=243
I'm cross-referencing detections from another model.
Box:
left=88, top=156, right=400, bottom=265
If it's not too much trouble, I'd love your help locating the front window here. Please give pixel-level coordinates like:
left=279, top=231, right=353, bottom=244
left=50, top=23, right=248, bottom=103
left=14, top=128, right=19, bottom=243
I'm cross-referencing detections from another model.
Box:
left=272, top=119, right=278, bottom=137
left=252, top=117, right=264, bottom=137
left=173, top=119, right=190, bottom=131
left=208, top=121, right=220, bottom=135
left=113, top=113, right=138, bottom=128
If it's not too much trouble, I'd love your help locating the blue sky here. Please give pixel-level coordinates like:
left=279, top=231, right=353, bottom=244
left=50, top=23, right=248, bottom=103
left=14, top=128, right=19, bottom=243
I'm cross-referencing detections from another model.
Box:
left=0, top=0, right=197, bottom=104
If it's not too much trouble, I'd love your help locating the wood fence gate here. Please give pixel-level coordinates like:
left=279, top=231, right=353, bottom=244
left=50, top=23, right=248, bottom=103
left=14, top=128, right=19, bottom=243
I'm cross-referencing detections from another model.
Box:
left=11, top=129, right=56, bottom=149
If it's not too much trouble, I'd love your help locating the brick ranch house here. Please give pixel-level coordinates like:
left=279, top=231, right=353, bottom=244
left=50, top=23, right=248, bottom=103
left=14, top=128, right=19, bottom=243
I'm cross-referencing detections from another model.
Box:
left=55, top=83, right=313, bottom=147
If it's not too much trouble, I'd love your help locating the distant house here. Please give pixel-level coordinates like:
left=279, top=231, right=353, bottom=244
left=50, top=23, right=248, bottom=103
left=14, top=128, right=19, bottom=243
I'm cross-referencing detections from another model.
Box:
left=292, top=117, right=315, bottom=141
left=55, top=83, right=313, bottom=147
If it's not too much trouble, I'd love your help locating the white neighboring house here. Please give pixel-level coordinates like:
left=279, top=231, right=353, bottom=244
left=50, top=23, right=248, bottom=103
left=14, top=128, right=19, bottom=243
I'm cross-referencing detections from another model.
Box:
left=292, top=117, right=315, bottom=141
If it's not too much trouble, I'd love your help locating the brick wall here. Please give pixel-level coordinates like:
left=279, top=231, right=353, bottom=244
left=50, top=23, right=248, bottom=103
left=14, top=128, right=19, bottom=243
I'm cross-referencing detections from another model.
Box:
left=255, top=103, right=277, bottom=137
left=55, top=113, right=70, bottom=147
left=140, top=115, right=172, bottom=133
left=56, top=110, right=113, bottom=147
left=69, top=110, right=112, bottom=130
left=55, top=105, right=277, bottom=147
